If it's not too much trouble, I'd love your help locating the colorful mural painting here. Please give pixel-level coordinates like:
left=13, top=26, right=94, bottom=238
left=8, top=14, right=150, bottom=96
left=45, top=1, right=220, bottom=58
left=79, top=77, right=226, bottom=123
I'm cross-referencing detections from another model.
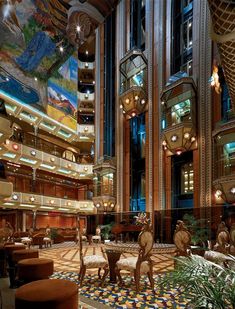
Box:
left=0, top=0, right=74, bottom=119
left=47, top=55, right=78, bottom=130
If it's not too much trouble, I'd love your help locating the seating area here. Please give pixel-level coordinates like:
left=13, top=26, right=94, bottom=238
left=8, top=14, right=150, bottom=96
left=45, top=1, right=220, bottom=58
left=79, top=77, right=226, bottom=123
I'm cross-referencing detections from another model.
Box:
left=0, top=215, right=235, bottom=309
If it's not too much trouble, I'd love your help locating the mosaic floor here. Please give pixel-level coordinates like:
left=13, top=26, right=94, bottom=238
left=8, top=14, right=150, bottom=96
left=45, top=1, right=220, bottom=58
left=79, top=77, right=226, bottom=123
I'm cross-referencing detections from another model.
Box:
left=51, top=271, right=188, bottom=309
left=37, top=242, right=189, bottom=308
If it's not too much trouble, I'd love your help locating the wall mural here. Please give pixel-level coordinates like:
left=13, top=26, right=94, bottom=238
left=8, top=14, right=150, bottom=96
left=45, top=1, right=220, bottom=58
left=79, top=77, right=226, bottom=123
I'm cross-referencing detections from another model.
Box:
left=48, top=54, right=78, bottom=130
left=0, top=0, right=76, bottom=127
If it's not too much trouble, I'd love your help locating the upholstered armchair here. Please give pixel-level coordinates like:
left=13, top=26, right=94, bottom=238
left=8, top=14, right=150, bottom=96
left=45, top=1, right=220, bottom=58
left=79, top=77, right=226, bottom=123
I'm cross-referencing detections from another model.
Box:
left=115, top=224, right=154, bottom=293
left=78, top=230, right=109, bottom=286
left=173, top=220, right=191, bottom=256
left=91, top=226, right=101, bottom=243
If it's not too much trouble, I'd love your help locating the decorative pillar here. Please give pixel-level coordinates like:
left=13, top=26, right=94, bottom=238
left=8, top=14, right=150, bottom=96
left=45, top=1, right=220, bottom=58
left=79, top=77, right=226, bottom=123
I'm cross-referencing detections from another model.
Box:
left=32, top=210, right=37, bottom=231
left=22, top=211, right=26, bottom=232
left=95, top=26, right=101, bottom=162
left=116, top=0, right=126, bottom=213
left=194, top=0, right=212, bottom=207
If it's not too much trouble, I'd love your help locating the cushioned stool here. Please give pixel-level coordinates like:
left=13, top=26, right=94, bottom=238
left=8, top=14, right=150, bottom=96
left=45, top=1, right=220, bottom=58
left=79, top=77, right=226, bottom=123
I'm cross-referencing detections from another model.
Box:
left=9, top=249, right=39, bottom=288
left=18, top=258, right=54, bottom=282
left=12, top=249, right=39, bottom=264
left=0, top=244, right=7, bottom=277
left=15, top=279, right=78, bottom=309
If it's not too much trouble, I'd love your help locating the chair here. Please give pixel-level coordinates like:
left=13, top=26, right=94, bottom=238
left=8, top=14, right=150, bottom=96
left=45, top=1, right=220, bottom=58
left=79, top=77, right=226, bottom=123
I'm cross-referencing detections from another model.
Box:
left=91, top=226, right=101, bottom=243
left=78, top=229, right=108, bottom=287
left=173, top=220, right=191, bottom=256
left=213, top=221, right=230, bottom=254
left=230, top=223, right=235, bottom=255
left=115, top=224, right=154, bottom=293
left=81, top=228, right=87, bottom=242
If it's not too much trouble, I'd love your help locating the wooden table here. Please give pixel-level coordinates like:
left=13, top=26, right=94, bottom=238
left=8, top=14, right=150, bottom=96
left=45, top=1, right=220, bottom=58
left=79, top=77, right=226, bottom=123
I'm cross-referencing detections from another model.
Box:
left=104, top=242, right=176, bottom=282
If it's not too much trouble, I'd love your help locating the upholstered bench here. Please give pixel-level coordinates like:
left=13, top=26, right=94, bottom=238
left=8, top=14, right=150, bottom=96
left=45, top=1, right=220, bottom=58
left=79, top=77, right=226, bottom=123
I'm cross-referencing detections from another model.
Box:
left=18, top=258, right=54, bottom=283
left=15, top=279, right=78, bottom=309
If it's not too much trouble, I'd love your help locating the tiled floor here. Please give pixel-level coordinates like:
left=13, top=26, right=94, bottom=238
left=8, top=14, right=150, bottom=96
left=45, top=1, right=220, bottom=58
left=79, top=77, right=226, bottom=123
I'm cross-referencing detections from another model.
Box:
left=39, top=241, right=174, bottom=274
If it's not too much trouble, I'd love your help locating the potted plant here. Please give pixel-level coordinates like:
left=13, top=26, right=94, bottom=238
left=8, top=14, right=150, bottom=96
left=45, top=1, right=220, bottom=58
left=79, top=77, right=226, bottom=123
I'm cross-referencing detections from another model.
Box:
left=157, top=254, right=235, bottom=309
left=100, top=223, right=114, bottom=242
left=183, top=214, right=209, bottom=247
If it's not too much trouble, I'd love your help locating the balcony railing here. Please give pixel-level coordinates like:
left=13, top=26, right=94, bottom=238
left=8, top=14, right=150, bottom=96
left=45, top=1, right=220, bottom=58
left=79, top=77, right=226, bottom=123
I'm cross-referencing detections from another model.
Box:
left=10, top=129, right=94, bottom=164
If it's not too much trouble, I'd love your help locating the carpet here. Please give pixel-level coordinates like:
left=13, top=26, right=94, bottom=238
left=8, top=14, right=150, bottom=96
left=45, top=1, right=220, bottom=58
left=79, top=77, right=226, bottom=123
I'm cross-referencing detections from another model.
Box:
left=51, top=271, right=188, bottom=308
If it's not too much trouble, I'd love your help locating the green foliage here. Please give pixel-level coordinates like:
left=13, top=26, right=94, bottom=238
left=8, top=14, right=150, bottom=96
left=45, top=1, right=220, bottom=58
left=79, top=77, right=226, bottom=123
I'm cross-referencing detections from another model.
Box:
left=100, top=223, right=114, bottom=240
left=183, top=214, right=209, bottom=246
left=157, top=255, right=235, bottom=309
left=50, top=228, right=58, bottom=240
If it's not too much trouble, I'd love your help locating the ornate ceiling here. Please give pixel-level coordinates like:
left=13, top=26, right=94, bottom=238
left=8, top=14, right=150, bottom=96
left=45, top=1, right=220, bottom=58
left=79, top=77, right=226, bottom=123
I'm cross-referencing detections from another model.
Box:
left=208, top=0, right=235, bottom=110
left=48, top=0, right=119, bottom=46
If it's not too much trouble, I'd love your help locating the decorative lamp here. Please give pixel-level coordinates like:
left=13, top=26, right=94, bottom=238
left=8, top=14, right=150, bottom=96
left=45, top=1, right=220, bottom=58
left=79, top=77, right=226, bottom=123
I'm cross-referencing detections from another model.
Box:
left=119, top=49, right=148, bottom=119
left=161, top=77, right=197, bottom=156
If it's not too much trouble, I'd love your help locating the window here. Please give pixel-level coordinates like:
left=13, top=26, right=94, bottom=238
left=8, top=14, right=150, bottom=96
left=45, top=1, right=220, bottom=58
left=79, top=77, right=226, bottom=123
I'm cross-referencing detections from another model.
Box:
left=172, top=0, right=193, bottom=75
left=181, top=163, right=194, bottom=193
left=130, top=0, right=145, bottom=50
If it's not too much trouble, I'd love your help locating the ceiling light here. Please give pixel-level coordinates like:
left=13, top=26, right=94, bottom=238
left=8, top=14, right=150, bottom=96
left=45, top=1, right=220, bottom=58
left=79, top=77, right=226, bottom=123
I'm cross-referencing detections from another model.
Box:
left=135, top=96, right=139, bottom=100
left=184, top=132, right=190, bottom=139
left=29, top=196, right=35, bottom=202
left=176, top=149, right=182, bottom=155
left=3, top=203, right=14, bottom=206
left=171, top=135, right=178, bottom=142
left=58, top=208, right=69, bottom=211
left=31, top=150, right=36, bottom=156
left=50, top=199, right=55, bottom=204
left=76, top=25, right=81, bottom=32
left=59, top=46, right=64, bottom=52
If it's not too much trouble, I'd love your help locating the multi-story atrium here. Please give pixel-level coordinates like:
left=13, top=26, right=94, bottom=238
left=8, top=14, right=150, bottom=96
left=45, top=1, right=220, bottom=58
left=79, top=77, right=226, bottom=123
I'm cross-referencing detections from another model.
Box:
left=0, top=0, right=235, bottom=308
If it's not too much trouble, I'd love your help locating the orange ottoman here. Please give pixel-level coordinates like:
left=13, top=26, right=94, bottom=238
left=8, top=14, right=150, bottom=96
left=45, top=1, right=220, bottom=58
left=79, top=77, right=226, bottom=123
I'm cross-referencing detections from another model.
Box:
left=12, top=249, right=39, bottom=263
left=5, top=244, right=26, bottom=258
left=15, top=279, right=78, bottom=309
left=18, top=258, right=54, bottom=282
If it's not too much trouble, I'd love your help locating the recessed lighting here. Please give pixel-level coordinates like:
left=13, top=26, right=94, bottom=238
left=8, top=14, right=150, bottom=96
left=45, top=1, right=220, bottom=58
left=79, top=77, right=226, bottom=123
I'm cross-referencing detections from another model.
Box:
left=20, top=204, right=35, bottom=208
left=40, top=206, right=54, bottom=210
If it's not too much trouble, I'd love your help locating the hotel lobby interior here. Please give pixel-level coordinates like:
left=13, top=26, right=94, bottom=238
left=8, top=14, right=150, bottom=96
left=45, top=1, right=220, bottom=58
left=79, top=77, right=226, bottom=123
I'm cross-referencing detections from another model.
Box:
left=0, top=0, right=235, bottom=308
